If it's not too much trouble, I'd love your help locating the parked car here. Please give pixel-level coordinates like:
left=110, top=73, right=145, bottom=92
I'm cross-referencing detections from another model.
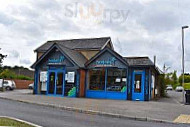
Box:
left=166, top=85, right=173, bottom=91
left=176, top=86, right=184, bottom=92
left=28, top=83, right=34, bottom=89
left=3, top=80, right=16, bottom=90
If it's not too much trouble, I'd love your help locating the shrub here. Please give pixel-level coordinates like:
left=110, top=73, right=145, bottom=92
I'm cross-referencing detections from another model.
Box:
left=159, top=74, right=167, bottom=97
left=16, top=75, right=33, bottom=80
left=184, top=83, right=190, bottom=90
left=0, top=69, right=33, bottom=80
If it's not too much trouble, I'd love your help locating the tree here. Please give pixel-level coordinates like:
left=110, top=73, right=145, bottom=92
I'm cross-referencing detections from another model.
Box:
left=0, top=69, right=17, bottom=79
left=179, top=74, right=190, bottom=85
left=172, top=70, right=178, bottom=85
left=0, top=48, right=7, bottom=73
left=159, top=74, right=166, bottom=97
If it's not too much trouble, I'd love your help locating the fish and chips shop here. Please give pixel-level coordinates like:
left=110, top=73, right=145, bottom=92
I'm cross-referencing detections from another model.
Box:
left=31, top=37, right=161, bottom=101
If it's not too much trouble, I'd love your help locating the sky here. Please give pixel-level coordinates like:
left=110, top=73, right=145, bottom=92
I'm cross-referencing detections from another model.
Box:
left=0, top=0, right=190, bottom=75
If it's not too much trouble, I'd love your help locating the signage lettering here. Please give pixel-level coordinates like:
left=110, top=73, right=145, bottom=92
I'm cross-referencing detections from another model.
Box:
left=96, top=57, right=116, bottom=66
left=48, top=56, right=65, bottom=64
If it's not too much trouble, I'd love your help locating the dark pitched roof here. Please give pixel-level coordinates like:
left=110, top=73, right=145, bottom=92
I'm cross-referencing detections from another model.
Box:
left=31, top=43, right=87, bottom=68
left=35, top=37, right=112, bottom=52
left=123, top=57, right=154, bottom=66
left=58, top=44, right=87, bottom=67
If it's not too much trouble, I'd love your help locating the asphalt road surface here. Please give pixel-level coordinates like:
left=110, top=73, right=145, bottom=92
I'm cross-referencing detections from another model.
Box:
left=0, top=98, right=188, bottom=127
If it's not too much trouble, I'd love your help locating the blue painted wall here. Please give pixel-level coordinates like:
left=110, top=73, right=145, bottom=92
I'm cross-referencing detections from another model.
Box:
left=86, top=90, right=127, bottom=100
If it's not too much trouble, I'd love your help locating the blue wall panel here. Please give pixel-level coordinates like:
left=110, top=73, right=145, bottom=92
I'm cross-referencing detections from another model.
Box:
left=106, top=92, right=127, bottom=100
left=86, top=90, right=127, bottom=100
left=86, top=91, right=106, bottom=99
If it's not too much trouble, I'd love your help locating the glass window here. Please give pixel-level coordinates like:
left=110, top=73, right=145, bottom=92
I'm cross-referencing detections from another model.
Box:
left=65, top=71, right=76, bottom=97
left=107, top=69, right=127, bottom=92
left=88, top=69, right=105, bottom=90
left=134, top=74, right=142, bottom=93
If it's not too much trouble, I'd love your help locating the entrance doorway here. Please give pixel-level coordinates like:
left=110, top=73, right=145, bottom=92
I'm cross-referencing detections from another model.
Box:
left=132, top=71, right=145, bottom=101
left=47, top=69, right=65, bottom=96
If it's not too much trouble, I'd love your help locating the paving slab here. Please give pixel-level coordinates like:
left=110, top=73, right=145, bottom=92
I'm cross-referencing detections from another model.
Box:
left=0, top=90, right=190, bottom=123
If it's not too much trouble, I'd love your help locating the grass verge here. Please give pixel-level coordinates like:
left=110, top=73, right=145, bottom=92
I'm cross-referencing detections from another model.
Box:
left=0, top=117, right=34, bottom=127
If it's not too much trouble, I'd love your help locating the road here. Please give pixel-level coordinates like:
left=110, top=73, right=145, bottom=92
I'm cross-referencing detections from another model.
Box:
left=0, top=98, right=189, bottom=127
left=157, top=91, right=183, bottom=104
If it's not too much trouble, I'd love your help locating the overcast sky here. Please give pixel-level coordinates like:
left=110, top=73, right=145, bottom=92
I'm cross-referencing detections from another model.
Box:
left=0, top=0, right=190, bottom=75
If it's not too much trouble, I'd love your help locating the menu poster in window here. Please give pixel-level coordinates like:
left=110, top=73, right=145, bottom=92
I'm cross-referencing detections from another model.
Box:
left=67, top=72, right=75, bottom=83
left=41, top=82, right=47, bottom=91
left=136, top=81, right=140, bottom=89
left=65, top=74, right=68, bottom=81
left=115, top=78, right=121, bottom=82
left=122, top=78, right=127, bottom=82
left=40, top=71, right=47, bottom=82
left=0, top=79, right=3, bottom=87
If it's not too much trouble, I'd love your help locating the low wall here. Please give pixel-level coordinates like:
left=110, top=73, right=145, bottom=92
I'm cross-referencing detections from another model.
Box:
left=13, top=79, right=33, bottom=89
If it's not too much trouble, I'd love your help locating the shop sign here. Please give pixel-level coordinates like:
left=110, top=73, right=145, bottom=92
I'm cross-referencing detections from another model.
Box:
left=48, top=56, right=65, bottom=64
left=134, top=70, right=143, bottom=73
left=96, top=57, right=116, bottom=67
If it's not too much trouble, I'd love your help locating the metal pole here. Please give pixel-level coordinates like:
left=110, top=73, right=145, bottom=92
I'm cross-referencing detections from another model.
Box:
left=181, top=26, right=188, bottom=104
left=182, top=28, right=185, bottom=104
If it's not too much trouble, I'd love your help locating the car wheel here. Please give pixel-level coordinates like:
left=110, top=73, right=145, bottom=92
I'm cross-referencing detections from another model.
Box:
left=6, top=86, right=11, bottom=91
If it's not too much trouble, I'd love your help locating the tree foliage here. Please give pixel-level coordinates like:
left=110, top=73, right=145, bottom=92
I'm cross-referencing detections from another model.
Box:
left=163, top=70, right=179, bottom=89
left=172, top=71, right=178, bottom=85
left=159, top=74, right=166, bottom=97
left=179, top=73, right=190, bottom=85
left=0, top=48, right=7, bottom=73
left=0, top=69, right=33, bottom=80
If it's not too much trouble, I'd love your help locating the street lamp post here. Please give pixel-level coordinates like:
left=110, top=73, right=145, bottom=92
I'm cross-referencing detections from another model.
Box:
left=182, top=26, right=189, bottom=104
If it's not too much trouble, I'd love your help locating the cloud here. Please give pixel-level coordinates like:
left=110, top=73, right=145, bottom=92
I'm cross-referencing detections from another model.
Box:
left=0, top=0, right=190, bottom=75
left=0, top=11, right=15, bottom=26
left=8, top=50, right=20, bottom=58
left=20, top=59, right=31, bottom=65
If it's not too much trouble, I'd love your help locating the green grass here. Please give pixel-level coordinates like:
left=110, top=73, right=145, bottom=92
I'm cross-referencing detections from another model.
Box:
left=0, top=118, right=34, bottom=127
left=184, top=83, right=190, bottom=90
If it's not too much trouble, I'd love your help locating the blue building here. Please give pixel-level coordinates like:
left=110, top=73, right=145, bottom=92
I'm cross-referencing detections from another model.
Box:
left=31, top=37, right=161, bottom=101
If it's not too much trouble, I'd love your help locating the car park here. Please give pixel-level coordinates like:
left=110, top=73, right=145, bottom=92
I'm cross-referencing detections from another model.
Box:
left=176, top=86, right=184, bottom=92
left=3, top=80, right=16, bottom=90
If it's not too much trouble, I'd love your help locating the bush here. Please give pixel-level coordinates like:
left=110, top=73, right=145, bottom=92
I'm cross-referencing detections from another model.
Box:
left=159, top=74, right=167, bottom=97
left=0, top=69, right=17, bottom=79
left=0, top=69, right=33, bottom=80
left=179, top=74, right=190, bottom=85
left=16, top=75, right=33, bottom=80
left=184, top=83, right=190, bottom=90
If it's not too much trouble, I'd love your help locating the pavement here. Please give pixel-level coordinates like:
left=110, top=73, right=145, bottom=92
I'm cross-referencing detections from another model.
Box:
left=0, top=90, right=190, bottom=124
left=0, top=98, right=189, bottom=127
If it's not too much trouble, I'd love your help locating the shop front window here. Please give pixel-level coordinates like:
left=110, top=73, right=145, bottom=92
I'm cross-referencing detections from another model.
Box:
left=107, top=69, right=127, bottom=92
left=88, top=69, right=105, bottom=90
left=134, top=74, right=142, bottom=93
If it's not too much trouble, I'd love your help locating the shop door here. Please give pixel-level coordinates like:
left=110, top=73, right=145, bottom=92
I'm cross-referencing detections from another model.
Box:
left=48, top=70, right=65, bottom=96
left=132, top=71, right=145, bottom=101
